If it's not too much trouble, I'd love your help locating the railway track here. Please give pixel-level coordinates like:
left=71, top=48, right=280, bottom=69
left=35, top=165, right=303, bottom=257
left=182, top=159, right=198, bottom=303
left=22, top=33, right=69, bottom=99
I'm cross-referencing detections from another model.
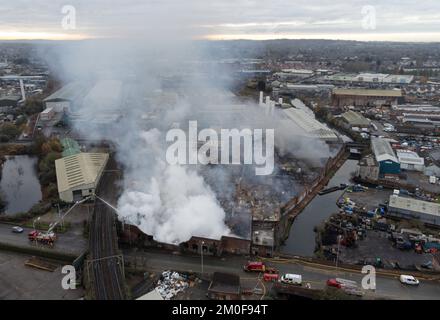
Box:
left=89, top=157, right=125, bottom=300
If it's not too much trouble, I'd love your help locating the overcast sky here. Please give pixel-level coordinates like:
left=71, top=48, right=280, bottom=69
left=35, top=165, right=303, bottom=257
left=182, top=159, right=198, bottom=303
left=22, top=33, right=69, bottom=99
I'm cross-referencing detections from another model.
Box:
left=1, top=0, right=440, bottom=41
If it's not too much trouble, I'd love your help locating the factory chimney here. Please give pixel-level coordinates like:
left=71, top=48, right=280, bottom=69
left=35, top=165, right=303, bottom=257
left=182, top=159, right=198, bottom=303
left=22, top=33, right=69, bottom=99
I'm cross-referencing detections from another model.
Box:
left=19, top=79, right=26, bottom=101
left=259, top=91, right=264, bottom=106
left=265, top=96, right=271, bottom=115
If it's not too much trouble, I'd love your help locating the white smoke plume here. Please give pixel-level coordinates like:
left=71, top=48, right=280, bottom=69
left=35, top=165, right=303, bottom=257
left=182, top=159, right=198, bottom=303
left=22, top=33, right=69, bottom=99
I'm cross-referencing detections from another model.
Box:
left=116, top=128, right=231, bottom=244
left=40, top=2, right=333, bottom=244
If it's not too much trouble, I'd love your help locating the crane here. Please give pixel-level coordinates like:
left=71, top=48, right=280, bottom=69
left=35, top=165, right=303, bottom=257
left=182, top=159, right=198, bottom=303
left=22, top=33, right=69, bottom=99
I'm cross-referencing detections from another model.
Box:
left=47, top=196, right=92, bottom=233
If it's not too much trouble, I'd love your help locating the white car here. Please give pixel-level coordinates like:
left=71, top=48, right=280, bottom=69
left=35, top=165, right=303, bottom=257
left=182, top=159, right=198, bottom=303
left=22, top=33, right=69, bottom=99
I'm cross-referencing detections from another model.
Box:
left=399, top=275, right=420, bottom=286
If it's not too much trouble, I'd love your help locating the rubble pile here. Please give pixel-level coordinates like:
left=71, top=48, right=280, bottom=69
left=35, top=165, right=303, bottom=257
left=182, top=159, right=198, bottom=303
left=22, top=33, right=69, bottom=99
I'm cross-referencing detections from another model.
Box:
left=155, top=271, right=189, bottom=300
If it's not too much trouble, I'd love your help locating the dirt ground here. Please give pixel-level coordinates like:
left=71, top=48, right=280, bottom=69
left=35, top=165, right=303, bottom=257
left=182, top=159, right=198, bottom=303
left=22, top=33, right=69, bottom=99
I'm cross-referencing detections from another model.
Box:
left=341, top=188, right=393, bottom=211
left=38, top=203, right=92, bottom=226
left=340, top=230, right=432, bottom=269
left=406, top=171, right=440, bottom=194
left=0, top=250, right=84, bottom=299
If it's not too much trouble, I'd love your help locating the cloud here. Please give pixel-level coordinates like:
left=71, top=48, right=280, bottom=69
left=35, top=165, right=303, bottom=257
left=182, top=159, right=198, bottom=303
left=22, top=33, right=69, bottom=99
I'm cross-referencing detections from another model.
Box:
left=1, top=1, right=440, bottom=41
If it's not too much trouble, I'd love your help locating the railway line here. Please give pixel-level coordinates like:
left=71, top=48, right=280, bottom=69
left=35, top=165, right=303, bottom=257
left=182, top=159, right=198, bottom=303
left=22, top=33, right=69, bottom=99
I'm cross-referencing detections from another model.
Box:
left=89, top=157, right=126, bottom=300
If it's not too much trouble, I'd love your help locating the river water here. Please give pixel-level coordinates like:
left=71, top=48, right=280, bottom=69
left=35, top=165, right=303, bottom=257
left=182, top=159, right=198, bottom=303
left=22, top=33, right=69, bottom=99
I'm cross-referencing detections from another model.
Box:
left=0, top=155, right=42, bottom=216
left=281, top=159, right=359, bottom=257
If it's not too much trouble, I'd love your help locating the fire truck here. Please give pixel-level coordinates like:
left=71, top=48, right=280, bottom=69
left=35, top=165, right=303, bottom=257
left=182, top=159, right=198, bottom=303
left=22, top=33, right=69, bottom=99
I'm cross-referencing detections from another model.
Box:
left=28, top=230, right=56, bottom=246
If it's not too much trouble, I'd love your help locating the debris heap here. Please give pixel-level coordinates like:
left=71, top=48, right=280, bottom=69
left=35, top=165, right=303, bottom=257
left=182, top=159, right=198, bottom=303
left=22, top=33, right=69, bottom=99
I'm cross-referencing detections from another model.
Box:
left=155, top=271, right=189, bottom=300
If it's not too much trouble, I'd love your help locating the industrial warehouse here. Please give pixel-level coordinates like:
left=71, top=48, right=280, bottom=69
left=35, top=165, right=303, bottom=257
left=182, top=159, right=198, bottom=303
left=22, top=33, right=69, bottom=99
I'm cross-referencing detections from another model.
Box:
left=55, top=152, right=109, bottom=203
left=388, top=195, right=440, bottom=227
left=331, top=88, right=403, bottom=108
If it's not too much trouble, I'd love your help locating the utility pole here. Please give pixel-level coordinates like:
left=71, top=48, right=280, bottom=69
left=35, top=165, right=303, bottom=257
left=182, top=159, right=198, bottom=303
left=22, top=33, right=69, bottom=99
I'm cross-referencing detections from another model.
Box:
left=201, top=240, right=205, bottom=276
left=335, top=235, right=342, bottom=269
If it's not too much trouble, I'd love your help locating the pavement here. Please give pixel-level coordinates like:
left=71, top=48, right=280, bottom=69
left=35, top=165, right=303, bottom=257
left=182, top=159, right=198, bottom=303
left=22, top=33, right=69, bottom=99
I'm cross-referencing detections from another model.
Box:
left=0, top=223, right=87, bottom=255
left=124, top=248, right=440, bottom=300
left=341, top=188, right=393, bottom=211
left=0, top=250, right=84, bottom=299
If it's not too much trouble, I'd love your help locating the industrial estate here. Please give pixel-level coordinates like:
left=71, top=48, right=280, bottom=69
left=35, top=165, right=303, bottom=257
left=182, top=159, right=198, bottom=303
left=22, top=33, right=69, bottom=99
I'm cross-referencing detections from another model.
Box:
left=1, top=2, right=440, bottom=304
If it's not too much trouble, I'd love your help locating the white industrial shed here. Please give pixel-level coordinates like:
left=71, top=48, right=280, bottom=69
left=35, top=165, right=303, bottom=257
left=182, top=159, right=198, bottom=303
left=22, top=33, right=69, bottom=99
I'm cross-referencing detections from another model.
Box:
left=282, top=107, right=338, bottom=142
left=396, top=150, right=425, bottom=172
left=43, top=81, right=87, bottom=112
left=388, top=195, right=440, bottom=226
left=371, top=137, right=399, bottom=163
left=83, top=80, right=122, bottom=111
left=55, top=153, right=109, bottom=203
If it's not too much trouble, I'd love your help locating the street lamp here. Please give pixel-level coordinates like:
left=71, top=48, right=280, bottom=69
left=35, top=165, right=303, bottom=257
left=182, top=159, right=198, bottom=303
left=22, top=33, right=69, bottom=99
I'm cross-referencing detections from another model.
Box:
left=335, top=235, right=342, bottom=269
left=33, top=217, right=41, bottom=231
left=200, top=240, right=205, bottom=276
left=33, top=217, right=41, bottom=247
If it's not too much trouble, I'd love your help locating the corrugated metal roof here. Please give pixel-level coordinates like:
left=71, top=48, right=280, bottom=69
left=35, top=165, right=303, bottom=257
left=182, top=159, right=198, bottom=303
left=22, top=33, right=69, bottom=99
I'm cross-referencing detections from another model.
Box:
left=282, top=107, right=338, bottom=141
left=0, top=95, right=21, bottom=101
left=389, top=195, right=440, bottom=217
left=396, top=150, right=424, bottom=166
left=341, top=111, right=370, bottom=126
left=333, top=88, right=402, bottom=97
left=43, top=81, right=87, bottom=102
left=371, top=137, right=399, bottom=163
left=55, top=153, right=109, bottom=193
left=61, top=138, right=81, bottom=157
left=83, top=80, right=122, bottom=111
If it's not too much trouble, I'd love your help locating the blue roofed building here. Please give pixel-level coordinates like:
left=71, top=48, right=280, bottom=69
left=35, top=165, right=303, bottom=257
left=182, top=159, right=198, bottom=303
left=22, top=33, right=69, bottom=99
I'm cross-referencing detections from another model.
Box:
left=371, top=137, right=400, bottom=175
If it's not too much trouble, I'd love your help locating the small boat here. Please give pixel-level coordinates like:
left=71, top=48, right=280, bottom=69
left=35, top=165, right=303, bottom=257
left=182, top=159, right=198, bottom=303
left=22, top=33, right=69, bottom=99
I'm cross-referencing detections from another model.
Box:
left=319, top=184, right=348, bottom=195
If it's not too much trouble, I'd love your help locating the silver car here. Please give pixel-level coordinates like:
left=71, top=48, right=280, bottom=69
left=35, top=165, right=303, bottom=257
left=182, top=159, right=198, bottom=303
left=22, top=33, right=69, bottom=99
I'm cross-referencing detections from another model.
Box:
left=12, top=226, right=24, bottom=233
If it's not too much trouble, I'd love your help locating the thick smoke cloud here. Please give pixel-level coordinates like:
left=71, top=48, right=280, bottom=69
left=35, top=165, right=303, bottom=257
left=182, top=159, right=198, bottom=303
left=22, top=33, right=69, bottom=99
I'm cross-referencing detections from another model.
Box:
left=42, top=2, right=332, bottom=244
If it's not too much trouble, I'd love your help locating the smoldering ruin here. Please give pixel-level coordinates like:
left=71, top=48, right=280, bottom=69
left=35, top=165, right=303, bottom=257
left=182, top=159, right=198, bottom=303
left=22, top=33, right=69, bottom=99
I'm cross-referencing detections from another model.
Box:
left=41, top=17, right=344, bottom=253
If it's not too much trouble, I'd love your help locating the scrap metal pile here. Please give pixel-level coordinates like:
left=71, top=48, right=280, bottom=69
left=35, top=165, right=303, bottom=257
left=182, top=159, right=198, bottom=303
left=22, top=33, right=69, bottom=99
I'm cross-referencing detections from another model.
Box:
left=155, top=271, right=190, bottom=300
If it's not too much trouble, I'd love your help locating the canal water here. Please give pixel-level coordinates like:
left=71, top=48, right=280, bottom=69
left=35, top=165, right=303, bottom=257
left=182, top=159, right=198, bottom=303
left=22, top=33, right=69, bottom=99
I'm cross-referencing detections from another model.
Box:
left=281, top=159, right=359, bottom=257
left=0, top=155, right=42, bottom=216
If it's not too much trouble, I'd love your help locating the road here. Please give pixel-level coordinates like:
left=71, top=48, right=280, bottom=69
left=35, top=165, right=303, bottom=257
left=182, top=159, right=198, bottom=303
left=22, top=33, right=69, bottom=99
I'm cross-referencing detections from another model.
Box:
left=0, top=223, right=86, bottom=255
left=124, top=249, right=440, bottom=300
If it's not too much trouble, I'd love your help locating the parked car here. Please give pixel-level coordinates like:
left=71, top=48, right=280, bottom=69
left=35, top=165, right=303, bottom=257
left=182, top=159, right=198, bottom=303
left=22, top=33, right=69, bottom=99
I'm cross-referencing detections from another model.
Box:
left=326, top=278, right=342, bottom=288
left=327, top=278, right=363, bottom=296
left=399, top=275, right=420, bottom=286
left=11, top=226, right=24, bottom=233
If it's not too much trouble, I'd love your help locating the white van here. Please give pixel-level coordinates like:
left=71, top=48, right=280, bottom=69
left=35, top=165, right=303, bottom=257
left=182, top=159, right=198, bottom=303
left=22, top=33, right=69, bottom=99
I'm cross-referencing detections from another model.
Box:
left=280, top=274, right=302, bottom=285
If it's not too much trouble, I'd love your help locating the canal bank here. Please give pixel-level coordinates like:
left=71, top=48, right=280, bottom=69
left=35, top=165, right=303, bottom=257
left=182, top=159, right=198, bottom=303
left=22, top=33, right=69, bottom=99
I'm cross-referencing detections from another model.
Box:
left=281, top=159, right=359, bottom=257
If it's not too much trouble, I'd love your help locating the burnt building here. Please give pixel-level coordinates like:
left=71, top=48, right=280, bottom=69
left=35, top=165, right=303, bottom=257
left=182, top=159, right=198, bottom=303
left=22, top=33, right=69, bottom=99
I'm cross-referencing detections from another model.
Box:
left=207, top=272, right=241, bottom=300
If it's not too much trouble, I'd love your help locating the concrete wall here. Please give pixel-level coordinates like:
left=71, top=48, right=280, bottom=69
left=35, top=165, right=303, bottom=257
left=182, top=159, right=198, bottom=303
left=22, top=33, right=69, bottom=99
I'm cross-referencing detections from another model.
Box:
left=358, top=164, right=379, bottom=180
left=332, top=95, right=398, bottom=107
left=400, top=162, right=424, bottom=172
left=387, top=208, right=440, bottom=227
left=46, top=100, right=71, bottom=112
left=59, top=182, right=95, bottom=203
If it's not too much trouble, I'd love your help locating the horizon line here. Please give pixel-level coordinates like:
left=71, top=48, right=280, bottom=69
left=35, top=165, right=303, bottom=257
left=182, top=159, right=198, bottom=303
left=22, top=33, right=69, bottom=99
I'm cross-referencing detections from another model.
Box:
left=0, top=38, right=439, bottom=44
